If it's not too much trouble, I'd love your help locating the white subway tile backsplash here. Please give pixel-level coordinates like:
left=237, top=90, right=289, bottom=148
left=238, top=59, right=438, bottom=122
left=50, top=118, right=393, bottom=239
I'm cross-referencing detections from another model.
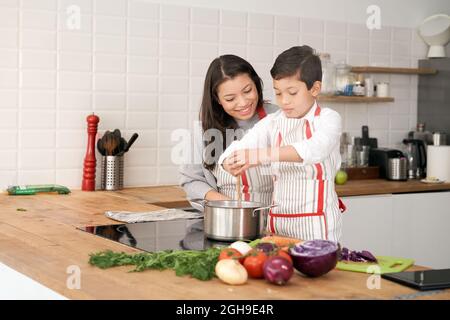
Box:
left=21, top=70, right=55, bottom=89
left=58, top=0, right=92, bottom=13
left=129, top=0, right=158, bottom=20
left=129, top=19, right=158, bottom=38
left=218, top=44, right=246, bottom=57
left=94, top=16, right=127, bottom=36
left=55, top=149, right=83, bottom=169
left=274, top=31, right=299, bottom=47
left=94, top=93, right=126, bottom=110
left=191, top=7, right=219, bottom=25
left=22, top=0, right=56, bottom=10
left=128, top=37, right=158, bottom=56
left=21, top=10, right=57, bottom=30
left=126, top=148, right=157, bottom=166
left=125, top=167, right=157, bottom=186
left=393, top=27, right=412, bottom=43
left=325, top=36, right=347, bottom=53
left=368, top=115, right=389, bottom=130
left=57, top=110, right=87, bottom=129
left=94, top=0, right=127, bottom=17
left=189, top=59, right=209, bottom=77
left=128, top=75, right=158, bottom=93
left=348, top=38, right=369, bottom=54
left=370, top=40, right=391, bottom=55
left=161, top=22, right=189, bottom=40
left=128, top=94, right=158, bottom=111
left=0, top=29, right=18, bottom=48
left=275, top=16, right=299, bottom=32
left=59, top=32, right=91, bottom=52
left=18, top=169, right=55, bottom=185
left=347, top=54, right=369, bottom=66
left=160, top=77, right=188, bottom=94
left=248, top=29, right=273, bottom=46
left=126, top=130, right=157, bottom=148
left=0, top=150, right=17, bottom=170
left=161, top=4, right=189, bottom=23
left=220, top=10, right=246, bottom=28
left=0, top=110, right=17, bottom=129
left=59, top=52, right=92, bottom=71
left=94, top=35, right=126, bottom=54
left=0, top=90, right=18, bottom=108
left=392, top=41, right=411, bottom=57
left=22, top=30, right=56, bottom=50
left=301, top=18, right=324, bottom=35
left=0, top=8, right=18, bottom=27
left=325, top=21, right=347, bottom=37
left=188, top=76, right=203, bottom=94
left=0, top=69, right=17, bottom=89
left=220, top=27, right=246, bottom=44
left=160, top=40, right=189, bottom=58
left=348, top=23, right=369, bottom=39
left=94, top=74, right=126, bottom=92
left=126, top=112, right=157, bottom=130
left=0, top=0, right=18, bottom=8
left=21, top=130, right=55, bottom=148
left=248, top=13, right=273, bottom=30
left=58, top=91, right=92, bottom=111
left=247, top=45, right=273, bottom=63
left=0, top=130, right=16, bottom=148
left=160, top=94, right=188, bottom=112
left=21, top=90, right=55, bottom=109
left=21, top=51, right=56, bottom=69
left=55, top=169, right=82, bottom=188
left=190, top=25, right=218, bottom=42
left=128, top=56, right=158, bottom=74
left=0, top=170, right=17, bottom=189
left=58, top=72, right=91, bottom=91
left=370, top=27, right=391, bottom=41
left=301, top=34, right=323, bottom=52
left=190, top=42, right=217, bottom=60
left=96, top=111, right=125, bottom=129
left=160, top=58, right=189, bottom=76
left=390, top=115, right=410, bottom=130
left=0, top=50, right=18, bottom=68
left=21, top=110, right=55, bottom=129
left=158, top=112, right=188, bottom=130
left=157, top=166, right=180, bottom=185
left=94, top=54, right=126, bottom=73
left=57, top=13, right=93, bottom=33
left=391, top=56, right=411, bottom=68
left=369, top=54, right=390, bottom=66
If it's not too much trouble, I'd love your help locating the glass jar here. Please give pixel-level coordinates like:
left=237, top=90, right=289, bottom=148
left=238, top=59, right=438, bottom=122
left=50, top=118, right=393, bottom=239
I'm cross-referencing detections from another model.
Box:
left=335, top=61, right=351, bottom=95
left=319, top=53, right=336, bottom=96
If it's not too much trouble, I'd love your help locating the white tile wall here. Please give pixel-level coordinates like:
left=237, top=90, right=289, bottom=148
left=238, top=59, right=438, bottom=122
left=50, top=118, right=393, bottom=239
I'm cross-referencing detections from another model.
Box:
left=0, top=0, right=434, bottom=190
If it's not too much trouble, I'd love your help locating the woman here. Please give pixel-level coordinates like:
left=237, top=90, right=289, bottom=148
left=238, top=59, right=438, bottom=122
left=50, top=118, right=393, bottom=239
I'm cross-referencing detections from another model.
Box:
left=179, top=55, right=278, bottom=205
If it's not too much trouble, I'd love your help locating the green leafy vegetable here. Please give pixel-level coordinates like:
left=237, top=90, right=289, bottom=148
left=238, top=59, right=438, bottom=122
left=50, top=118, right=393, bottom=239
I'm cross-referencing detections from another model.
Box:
left=89, top=248, right=222, bottom=281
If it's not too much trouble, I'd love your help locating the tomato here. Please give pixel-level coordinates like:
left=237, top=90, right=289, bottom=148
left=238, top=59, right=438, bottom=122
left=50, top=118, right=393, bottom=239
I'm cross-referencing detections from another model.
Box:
left=275, top=250, right=293, bottom=265
left=243, top=250, right=268, bottom=278
left=219, top=248, right=244, bottom=264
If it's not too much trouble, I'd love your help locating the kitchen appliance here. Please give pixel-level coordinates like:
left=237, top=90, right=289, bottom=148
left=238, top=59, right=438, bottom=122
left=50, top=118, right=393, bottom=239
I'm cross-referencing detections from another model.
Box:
left=418, top=14, right=450, bottom=58
left=80, top=214, right=232, bottom=252
left=190, top=200, right=275, bottom=241
left=402, top=139, right=427, bottom=179
left=408, top=123, right=433, bottom=145
left=337, top=255, right=414, bottom=274
left=354, top=126, right=378, bottom=149
left=426, top=145, right=450, bottom=182
left=369, top=148, right=406, bottom=180
left=387, top=158, right=408, bottom=181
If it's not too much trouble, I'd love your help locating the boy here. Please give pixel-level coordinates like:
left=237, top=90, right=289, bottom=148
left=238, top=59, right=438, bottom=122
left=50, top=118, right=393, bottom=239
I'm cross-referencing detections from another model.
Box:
left=219, top=45, right=343, bottom=242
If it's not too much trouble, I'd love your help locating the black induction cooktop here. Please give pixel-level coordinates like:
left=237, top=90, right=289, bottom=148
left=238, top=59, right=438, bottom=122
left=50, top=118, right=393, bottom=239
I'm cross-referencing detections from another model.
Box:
left=79, top=212, right=230, bottom=252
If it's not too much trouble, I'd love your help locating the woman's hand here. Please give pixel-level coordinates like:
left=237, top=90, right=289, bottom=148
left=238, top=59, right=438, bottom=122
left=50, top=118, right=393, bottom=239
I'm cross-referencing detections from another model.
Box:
left=222, top=148, right=270, bottom=176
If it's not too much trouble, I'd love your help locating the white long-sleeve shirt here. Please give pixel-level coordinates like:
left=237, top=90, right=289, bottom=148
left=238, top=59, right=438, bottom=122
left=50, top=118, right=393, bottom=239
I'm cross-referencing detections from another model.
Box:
left=218, top=101, right=342, bottom=168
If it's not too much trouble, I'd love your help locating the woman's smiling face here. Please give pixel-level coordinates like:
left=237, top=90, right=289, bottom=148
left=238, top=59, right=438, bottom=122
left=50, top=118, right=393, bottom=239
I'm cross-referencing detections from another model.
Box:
left=216, top=73, right=259, bottom=121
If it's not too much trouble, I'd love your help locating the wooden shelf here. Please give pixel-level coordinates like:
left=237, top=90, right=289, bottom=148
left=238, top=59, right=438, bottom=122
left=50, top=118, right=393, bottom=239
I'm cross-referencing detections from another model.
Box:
left=318, top=95, right=394, bottom=103
left=350, top=66, right=437, bottom=75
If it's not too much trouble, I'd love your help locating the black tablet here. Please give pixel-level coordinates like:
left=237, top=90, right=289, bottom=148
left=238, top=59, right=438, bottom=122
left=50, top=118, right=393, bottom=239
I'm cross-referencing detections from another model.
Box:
left=381, top=269, right=450, bottom=291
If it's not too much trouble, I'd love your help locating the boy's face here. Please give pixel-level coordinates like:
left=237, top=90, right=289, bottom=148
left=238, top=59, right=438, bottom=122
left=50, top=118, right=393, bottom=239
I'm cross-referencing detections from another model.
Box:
left=273, top=74, right=321, bottom=118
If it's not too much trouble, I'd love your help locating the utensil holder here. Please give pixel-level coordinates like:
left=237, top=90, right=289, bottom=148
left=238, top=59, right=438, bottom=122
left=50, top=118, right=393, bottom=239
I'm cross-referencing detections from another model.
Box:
left=101, top=155, right=124, bottom=191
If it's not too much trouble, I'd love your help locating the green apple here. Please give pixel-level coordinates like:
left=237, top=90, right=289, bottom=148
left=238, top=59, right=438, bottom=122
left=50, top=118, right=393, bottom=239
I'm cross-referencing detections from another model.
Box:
left=335, top=170, right=348, bottom=185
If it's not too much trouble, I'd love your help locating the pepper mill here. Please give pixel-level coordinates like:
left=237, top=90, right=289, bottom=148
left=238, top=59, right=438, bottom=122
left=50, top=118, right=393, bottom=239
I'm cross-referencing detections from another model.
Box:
left=82, top=113, right=100, bottom=191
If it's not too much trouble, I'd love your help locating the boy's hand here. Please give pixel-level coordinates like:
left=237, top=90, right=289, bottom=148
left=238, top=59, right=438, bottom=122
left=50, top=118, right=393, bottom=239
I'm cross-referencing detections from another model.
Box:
left=222, top=148, right=270, bottom=176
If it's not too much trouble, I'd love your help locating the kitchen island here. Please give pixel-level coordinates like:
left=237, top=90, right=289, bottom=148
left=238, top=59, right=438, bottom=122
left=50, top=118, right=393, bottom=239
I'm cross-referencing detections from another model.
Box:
left=0, top=180, right=449, bottom=300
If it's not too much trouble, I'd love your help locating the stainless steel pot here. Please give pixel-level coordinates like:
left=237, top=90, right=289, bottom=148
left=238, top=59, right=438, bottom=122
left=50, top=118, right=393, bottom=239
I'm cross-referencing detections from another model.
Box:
left=190, top=199, right=276, bottom=241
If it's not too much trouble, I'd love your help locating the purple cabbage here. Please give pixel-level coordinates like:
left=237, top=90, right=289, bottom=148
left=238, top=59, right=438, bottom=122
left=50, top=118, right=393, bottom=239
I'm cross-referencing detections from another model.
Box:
left=340, top=247, right=378, bottom=263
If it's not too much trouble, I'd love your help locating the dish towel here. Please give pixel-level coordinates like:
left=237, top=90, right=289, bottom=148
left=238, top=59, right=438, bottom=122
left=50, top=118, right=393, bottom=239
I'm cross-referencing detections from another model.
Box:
left=105, top=209, right=203, bottom=223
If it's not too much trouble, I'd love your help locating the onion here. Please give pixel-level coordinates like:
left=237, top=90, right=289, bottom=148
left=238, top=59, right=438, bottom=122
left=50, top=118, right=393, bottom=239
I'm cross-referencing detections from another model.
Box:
left=255, top=242, right=277, bottom=254
left=289, top=240, right=340, bottom=277
left=262, top=256, right=293, bottom=285
left=215, top=259, right=248, bottom=285
left=229, top=241, right=253, bottom=256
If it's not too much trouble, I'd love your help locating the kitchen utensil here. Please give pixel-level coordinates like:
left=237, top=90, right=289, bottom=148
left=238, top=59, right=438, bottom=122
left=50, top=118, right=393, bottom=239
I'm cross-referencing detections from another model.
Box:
left=103, top=132, right=119, bottom=156
left=82, top=113, right=99, bottom=191
left=97, top=138, right=105, bottom=156
left=124, top=133, right=138, bottom=152
left=403, top=139, right=427, bottom=179
left=336, top=256, right=415, bottom=274
left=355, top=126, right=378, bottom=149
left=387, top=157, right=408, bottom=181
left=101, top=155, right=124, bottom=191
left=190, top=199, right=276, bottom=241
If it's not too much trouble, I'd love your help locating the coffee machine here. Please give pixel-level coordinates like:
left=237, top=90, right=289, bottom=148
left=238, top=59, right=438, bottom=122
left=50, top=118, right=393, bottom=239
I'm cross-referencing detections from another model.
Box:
left=369, top=148, right=407, bottom=181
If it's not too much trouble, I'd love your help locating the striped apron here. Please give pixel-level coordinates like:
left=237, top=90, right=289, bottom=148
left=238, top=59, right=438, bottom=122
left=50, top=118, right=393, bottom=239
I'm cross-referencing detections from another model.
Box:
left=213, top=107, right=274, bottom=206
left=267, top=105, right=343, bottom=243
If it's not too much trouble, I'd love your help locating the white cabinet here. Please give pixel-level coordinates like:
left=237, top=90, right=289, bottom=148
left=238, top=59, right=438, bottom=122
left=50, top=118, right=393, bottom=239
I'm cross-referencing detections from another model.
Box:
left=392, top=192, right=450, bottom=269
left=341, top=194, right=393, bottom=256
left=341, top=191, right=450, bottom=269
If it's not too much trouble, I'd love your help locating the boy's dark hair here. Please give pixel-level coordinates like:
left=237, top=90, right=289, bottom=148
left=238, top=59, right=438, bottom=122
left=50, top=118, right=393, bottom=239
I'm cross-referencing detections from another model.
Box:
left=270, top=45, right=322, bottom=90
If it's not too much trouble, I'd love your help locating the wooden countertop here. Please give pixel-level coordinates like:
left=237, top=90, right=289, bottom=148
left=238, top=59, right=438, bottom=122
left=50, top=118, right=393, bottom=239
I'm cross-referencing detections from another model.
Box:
left=0, top=183, right=449, bottom=300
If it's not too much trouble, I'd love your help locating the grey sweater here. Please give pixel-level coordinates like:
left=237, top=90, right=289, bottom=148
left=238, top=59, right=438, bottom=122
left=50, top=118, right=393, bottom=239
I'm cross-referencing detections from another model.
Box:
left=179, top=103, right=279, bottom=200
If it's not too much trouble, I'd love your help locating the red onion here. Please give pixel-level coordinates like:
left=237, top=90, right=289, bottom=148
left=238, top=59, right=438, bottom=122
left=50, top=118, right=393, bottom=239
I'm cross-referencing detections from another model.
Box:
left=262, top=256, right=293, bottom=285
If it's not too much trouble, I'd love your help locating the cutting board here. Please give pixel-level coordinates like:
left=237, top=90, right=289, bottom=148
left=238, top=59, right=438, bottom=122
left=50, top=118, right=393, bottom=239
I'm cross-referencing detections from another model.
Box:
left=336, top=256, right=414, bottom=274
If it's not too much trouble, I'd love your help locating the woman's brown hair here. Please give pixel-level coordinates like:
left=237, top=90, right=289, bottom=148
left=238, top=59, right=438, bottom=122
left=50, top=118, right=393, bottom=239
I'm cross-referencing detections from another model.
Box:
left=200, top=55, right=264, bottom=170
